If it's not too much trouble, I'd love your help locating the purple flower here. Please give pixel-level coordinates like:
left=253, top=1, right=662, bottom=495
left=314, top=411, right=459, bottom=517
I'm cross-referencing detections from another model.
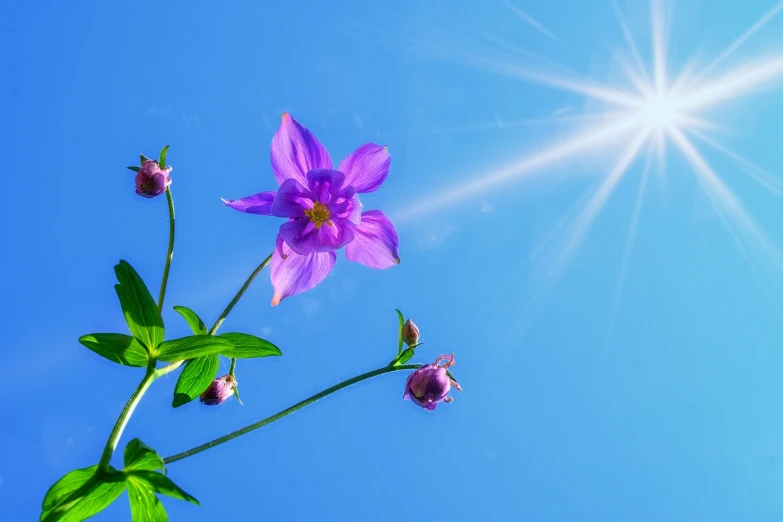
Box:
left=401, top=319, right=420, bottom=347
left=135, top=159, right=172, bottom=198
left=403, top=354, right=462, bottom=411
left=199, top=374, right=237, bottom=406
left=223, top=113, right=400, bottom=306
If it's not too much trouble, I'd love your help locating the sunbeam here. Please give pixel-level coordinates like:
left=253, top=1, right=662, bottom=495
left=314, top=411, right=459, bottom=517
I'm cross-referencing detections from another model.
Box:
left=395, top=0, right=783, bottom=275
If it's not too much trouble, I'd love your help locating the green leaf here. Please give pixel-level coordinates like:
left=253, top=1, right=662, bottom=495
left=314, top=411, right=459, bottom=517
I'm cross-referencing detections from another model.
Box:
left=127, top=477, right=168, bottom=522
left=41, top=466, right=98, bottom=517
left=78, top=333, right=149, bottom=367
left=172, top=354, right=219, bottom=407
left=218, top=333, right=281, bottom=359
left=158, top=145, right=170, bottom=169
left=397, top=348, right=415, bottom=365
left=41, top=466, right=126, bottom=522
left=127, top=166, right=141, bottom=172
left=155, top=335, right=233, bottom=362
left=172, top=306, right=208, bottom=335
left=140, top=154, right=151, bottom=165
left=114, top=260, right=165, bottom=352
left=129, top=471, right=199, bottom=506
left=232, top=385, right=244, bottom=405
left=124, top=439, right=165, bottom=473
left=396, top=309, right=405, bottom=355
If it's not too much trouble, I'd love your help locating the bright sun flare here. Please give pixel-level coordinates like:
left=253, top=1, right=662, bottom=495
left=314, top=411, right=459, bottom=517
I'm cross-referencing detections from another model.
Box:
left=639, top=93, right=683, bottom=130
left=398, top=0, right=783, bottom=283
left=393, top=0, right=783, bottom=339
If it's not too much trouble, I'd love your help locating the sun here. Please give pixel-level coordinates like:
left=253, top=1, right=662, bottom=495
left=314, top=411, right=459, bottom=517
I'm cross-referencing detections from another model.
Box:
left=638, top=92, right=683, bottom=131
left=394, top=0, right=783, bottom=332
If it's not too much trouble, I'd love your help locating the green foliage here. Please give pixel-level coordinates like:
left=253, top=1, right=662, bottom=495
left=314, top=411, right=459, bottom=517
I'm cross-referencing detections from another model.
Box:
left=40, top=466, right=126, bottom=522
left=114, top=260, right=165, bottom=352
left=218, top=333, right=281, bottom=358
left=78, top=334, right=149, bottom=367
left=172, top=355, right=219, bottom=407
left=172, top=306, right=208, bottom=335
left=155, top=335, right=233, bottom=362
left=124, top=438, right=165, bottom=473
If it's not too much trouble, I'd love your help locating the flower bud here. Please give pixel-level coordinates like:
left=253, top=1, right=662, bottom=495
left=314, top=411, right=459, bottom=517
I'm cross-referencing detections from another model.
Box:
left=401, top=319, right=420, bottom=347
left=135, top=159, right=172, bottom=198
left=403, top=354, right=461, bottom=410
left=199, top=374, right=237, bottom=406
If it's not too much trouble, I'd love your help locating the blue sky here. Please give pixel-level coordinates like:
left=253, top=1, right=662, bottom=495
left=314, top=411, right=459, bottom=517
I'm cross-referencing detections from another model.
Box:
left=4, top=0, right=783, bottom=520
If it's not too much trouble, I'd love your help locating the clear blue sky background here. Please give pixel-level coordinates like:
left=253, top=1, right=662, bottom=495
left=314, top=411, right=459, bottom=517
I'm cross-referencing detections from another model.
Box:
left=3, top=0, right=783, bottom=520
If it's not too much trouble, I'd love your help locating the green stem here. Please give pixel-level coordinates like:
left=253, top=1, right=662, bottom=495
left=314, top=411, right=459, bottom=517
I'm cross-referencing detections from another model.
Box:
left=97, top=359, right=184, bottom=472
left=208, top=253, right=273, bottom=336
left=228, top=357, right=237, bottom=377
left=156, top=187, right=176, bottom=312
left=163, top=363, right=422, bottom=464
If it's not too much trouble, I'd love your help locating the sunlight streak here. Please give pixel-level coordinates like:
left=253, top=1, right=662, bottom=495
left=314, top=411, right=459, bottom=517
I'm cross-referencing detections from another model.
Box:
left=545, top=129, right=651, bottom=280
left=651, top=0, right=669, bottom=94
left=700, top=1, right=783, bottom=79
left=689, top=129, right=783, bottom=198
left=669, top=126, right=783, bottom=268
left=606, top=143, right=654, bottom=341
left=680, top=56, right=783, bottom=111
left=393, top=116, right=640, bottom=222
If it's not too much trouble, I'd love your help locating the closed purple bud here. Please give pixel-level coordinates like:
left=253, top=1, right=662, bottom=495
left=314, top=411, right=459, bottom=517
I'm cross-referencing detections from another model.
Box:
left=135, top=159, right=172, bottom=198
left=200, top=374, right=237, bottom=406
left=403, top=353, right=461, bottom=410
left=401, top=319, right=420, bottom=347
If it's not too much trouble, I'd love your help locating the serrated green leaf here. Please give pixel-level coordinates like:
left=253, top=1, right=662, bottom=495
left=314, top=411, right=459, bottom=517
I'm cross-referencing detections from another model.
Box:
left=78, top=333, right=149, bottom=367
left=172, top=306, right=208, bottom=335
left=41, top=467, right=126, bottom=522
left=158, top=145, right=170, bottom=169
left=155, top=335, right=233, bottom=362
left=114, top=261, right=165, bottom=352
left=396, top=309, right=405, bottom=355
left=218, top=333, right=281, bottom=359
left=127, top=476, right=168, bottom=522
left=172, top=354, right=219, bottom=407
left=124, top=439, right=165, bottom=473
left=129, top=471, right=199, bottom=506
left=127, top=166, right=141, bottom=172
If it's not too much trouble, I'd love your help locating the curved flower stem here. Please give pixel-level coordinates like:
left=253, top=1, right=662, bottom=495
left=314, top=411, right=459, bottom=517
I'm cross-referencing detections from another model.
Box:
left=163, top=363, right=422, bottom=464
left=97, top=359, right=185, bottom=472
left=208, top=253, right=273, bottom=336
left=156, top=187, right=176, bottom=312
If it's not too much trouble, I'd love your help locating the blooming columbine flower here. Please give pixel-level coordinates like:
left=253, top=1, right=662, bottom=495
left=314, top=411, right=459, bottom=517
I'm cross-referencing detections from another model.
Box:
left=223, top=113, right=400, bottom=306
left=403, top=354, right=462, bottom=410
left=199, top=374, right=237, bottom=406
left=135, top=159, right=172, bottom=198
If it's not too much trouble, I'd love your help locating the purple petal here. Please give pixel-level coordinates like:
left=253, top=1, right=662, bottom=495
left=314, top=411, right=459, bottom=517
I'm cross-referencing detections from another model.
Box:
left=279, top=218, right=355, bottom=255
left=271, top=113, right=333, bottom=186
left=345, top=210, right=400, bottom=269
left=329, top=191, right=362, bottom=226
left=221, top=191, right=276, bottom=215
left=305, top=169, right=346, bottom=204
left=337, top=143, right=390, bottom=193
left=270, top=243, right=336, bottom=306
left=271, top=179, right=315, bottom=218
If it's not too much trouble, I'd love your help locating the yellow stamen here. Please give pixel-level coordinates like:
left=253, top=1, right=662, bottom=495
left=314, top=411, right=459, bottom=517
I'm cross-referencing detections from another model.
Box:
left=304, top=202, right=331, bottom=229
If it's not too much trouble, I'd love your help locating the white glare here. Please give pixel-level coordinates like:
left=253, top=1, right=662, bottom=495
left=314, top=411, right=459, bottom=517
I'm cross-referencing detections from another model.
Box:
left=392, top=0, right=783, bottom=344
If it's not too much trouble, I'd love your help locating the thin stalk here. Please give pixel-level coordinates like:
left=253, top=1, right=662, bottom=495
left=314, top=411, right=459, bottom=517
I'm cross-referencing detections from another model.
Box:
left=163, top=363, right=421, bottom=464
left=156, top=187, right=176, bottom=312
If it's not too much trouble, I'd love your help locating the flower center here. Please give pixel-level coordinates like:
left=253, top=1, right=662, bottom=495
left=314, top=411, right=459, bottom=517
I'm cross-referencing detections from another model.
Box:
left=304, top=202, right=331, bottom=229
